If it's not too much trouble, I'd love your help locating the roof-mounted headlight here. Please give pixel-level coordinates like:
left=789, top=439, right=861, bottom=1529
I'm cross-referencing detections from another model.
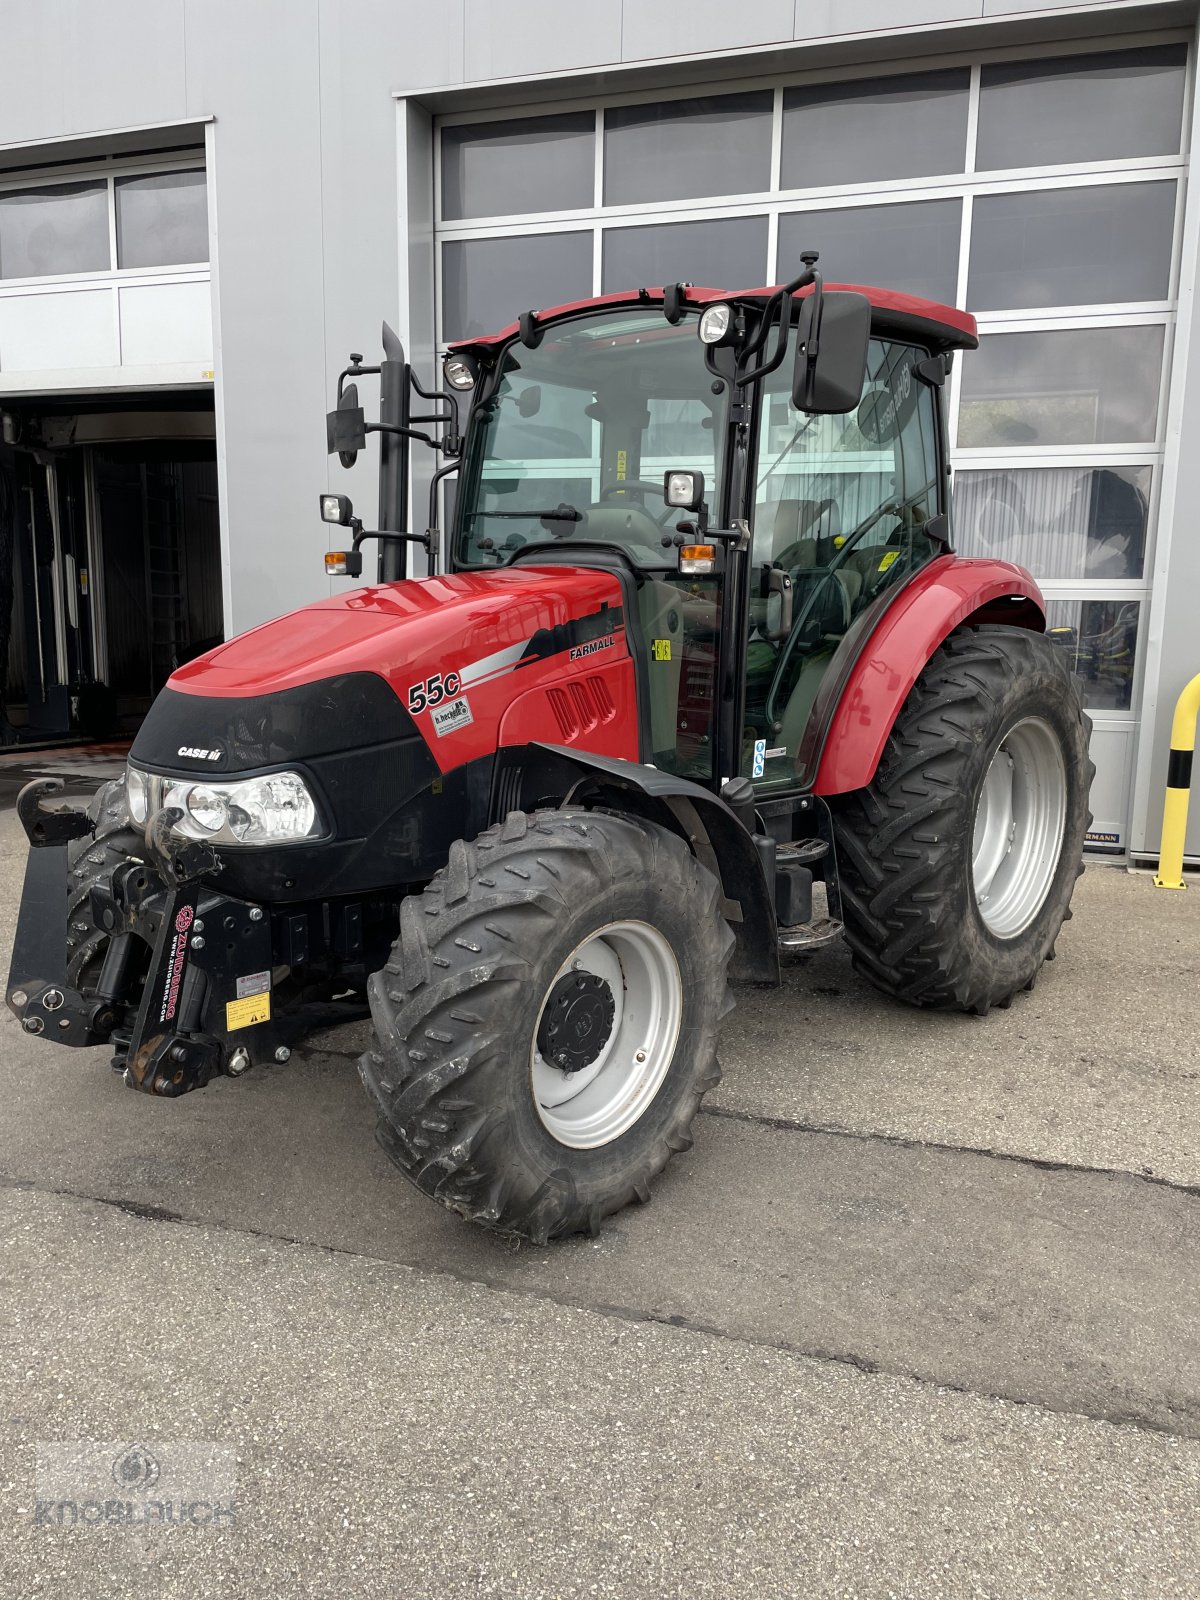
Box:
left=698, top=303, right=734, bottom=345
left=443, top=353, right=477, bottom=391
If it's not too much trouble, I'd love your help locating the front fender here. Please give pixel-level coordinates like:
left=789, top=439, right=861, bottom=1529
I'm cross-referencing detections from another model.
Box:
left=530, top=744, right=779, bottom=985
left=810, top=556, right=1045, bottom=797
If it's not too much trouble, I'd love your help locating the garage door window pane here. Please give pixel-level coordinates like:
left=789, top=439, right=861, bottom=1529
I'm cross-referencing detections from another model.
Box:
left=441, top=232, right=593, bottom=342
left=958, top=327, right=1165, bottom=448
left=977, top=46, right=1187, bottom=171
left=115, top=171, right=208, bottom=269
left=604, top=92, right=772, bottom=206
left=1045, top=599, right=1140, bottom=711
left=602, top=216, right=767, bottom=295
left=441, top=114, right=595, bottom=221
left=782, top=69, right=969, bottom=189
left=953, top=466, right=1150, bottom=580
left=778, top=200, right=961, bottom=306
left=968, top=183, right=1175, bottom=312
left=0, top=182, right=109, bottom=278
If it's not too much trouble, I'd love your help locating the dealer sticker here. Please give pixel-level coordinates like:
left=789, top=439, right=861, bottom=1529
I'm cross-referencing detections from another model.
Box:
left=226, top=992, right=271, bottom=1031
left=430, top=695, right=474, bottom=737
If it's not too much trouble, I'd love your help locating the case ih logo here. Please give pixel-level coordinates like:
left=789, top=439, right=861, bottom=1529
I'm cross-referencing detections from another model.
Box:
left=175, top=906, right=195, bottom=935
left=177, top=746, right=222, bottom=761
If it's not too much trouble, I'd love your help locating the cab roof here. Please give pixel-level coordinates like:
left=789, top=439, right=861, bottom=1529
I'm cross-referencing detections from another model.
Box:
left=449, top=282, right=978, bottom=357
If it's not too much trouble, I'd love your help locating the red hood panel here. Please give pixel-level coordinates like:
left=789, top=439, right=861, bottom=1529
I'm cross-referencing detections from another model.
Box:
left=171, top=568, right=623, bottom=695
left=167, top=566, right=637, bottom=772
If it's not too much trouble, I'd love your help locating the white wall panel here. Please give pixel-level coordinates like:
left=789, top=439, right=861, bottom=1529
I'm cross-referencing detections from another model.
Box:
left=118, top=279, right=212, bottom=366
left=794, top=0, right=983, bottom=34
left=0, top=288, right=116, bottom=371
left=61, top=0, right=186, bottom=135
left=464, top=0, right=622, bottom=80
left=623, top=0, right=794, bottom=61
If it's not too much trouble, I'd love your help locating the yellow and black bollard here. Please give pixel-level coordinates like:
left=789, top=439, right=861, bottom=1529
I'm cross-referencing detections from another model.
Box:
left=1154, top=670, right=1200, bottom=889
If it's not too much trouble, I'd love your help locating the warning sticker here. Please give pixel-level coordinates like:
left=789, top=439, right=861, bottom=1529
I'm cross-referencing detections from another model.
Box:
left=652, top=638, right=672, bottom=662
left=236, top=970, right=271, bottom=999
left=877, top=550, right=900, bottom=573
left=226, top=992, right=271, bottom=1031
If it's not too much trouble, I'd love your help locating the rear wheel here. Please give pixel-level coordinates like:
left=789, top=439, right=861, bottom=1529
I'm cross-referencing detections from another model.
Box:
left=830, top=624, right=1093, bottom=1014
left=360, top=808, right=734, bottom=1242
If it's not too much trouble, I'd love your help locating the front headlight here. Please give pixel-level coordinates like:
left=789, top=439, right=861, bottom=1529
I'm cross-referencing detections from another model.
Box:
left=126, top=763, right=324, bottom=846
left=126, top=764, right=150, bottom=825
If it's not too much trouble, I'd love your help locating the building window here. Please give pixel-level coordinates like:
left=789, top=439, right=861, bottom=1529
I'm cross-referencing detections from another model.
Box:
left=603, top=92, right=773, bottom=206
left=953, top=466, right=1151, bottom=581
left=441, top=113, right=595, bottom=220
left=115, top=170, right=208, bottom=269
left=1044, top=599, right=1142, bottom=711
left=601, top=216, right=767, bottom=295
left=976, top=45, right=1187, bottom=171
left=0, top=180, right=109, bottom=279
left=778, top=199, right=961, bottom=305
left=781, top=69, right=970, bottom=189
left=967, top=182, right=1176, bottom=312
left=957, top=327, right=1166, bottom=449
left=441, top=231, right=592, bottom=341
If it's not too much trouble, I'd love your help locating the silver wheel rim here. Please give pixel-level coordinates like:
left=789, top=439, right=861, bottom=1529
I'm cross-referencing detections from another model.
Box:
left=531, top=920, right=682, bottom=1150
left=972, top=715, right=1068, bottom=939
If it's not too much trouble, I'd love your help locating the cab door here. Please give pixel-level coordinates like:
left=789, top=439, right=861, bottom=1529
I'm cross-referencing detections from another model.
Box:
left=741, top=338, right=946, bottom=792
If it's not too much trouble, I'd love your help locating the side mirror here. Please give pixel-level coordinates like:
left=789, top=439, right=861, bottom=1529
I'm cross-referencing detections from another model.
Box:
left=761, top=565, right=794, bottom=642
left=327, top=381, right=367, bottom=467
left=792, top=290, right=871, bottom=415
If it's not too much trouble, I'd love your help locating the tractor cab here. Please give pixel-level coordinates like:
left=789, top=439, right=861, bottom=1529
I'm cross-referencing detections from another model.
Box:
left=434, top=270, right=977, bottom=800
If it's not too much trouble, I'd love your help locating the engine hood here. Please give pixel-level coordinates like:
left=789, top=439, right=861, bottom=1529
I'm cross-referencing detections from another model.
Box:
left=169, top=566, right=625, bottom=700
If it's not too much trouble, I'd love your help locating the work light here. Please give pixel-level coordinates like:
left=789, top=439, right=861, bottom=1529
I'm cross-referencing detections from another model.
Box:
left=698, top=303, right=733, bottom=344
left=319, top=493, right=353, bottom=525
left=664, top=470, right=705, bottom=511
left=443, top=353, right=477, bottom=391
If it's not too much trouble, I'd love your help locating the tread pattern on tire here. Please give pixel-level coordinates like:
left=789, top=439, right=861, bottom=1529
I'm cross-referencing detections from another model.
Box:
left=830, top=624, right=1094, bottom=1015
left=360, top=807, right=734, bottom=1243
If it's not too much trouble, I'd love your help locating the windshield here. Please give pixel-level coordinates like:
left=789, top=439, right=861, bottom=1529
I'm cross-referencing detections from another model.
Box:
left=453, top=309, right=726, bottom=569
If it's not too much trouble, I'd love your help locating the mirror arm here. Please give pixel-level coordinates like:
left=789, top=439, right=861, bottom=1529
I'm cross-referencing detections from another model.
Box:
left=337, top=361, right=379, bottom=400
left=735, top=263, right=818, bottom=389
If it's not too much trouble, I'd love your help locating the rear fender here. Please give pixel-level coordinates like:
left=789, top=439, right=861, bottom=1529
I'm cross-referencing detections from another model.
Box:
left=525, top=744, right=779, bottom=985
left=810, top=556, right=1045, bottom=796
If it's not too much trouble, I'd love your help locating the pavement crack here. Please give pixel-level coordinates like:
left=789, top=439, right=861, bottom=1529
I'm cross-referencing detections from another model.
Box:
left=698, top=1103, right=1200, bottom=1200
left=3, top=1171, right=1198, bottom=1448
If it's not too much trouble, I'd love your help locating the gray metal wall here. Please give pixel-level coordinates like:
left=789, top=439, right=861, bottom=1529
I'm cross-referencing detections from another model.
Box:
left=1, top=0, right=1195, bottom=855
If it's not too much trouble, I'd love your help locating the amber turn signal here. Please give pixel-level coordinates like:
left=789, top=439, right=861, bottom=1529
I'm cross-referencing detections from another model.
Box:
left=325, top=549, right=363, bottom=577
left=678, top=543, right=716, bottom=576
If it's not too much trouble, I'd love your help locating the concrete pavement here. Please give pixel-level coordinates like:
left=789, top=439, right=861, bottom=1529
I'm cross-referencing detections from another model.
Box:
left=0, top=799, right=1198, bottom=1596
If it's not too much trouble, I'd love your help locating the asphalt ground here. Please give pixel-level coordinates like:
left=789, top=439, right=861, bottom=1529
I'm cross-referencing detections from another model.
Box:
left=0, top=787, right=1198, bottom=1597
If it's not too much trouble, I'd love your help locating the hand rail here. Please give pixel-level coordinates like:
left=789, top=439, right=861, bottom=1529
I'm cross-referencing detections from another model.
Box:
left=1153, top=669, right=1200, bottom=889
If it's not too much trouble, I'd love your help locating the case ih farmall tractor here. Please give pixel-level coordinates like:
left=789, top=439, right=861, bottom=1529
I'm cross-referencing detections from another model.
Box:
left=8, top=261, right=1091, bottom=1242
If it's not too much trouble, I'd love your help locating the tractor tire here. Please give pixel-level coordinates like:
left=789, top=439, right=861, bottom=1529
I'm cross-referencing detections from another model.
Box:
left=359, top=808, right=734, bottom=1243
left=65, top=779, right=146, bottom=993
left=829, top=624, right=1093, bottom=1015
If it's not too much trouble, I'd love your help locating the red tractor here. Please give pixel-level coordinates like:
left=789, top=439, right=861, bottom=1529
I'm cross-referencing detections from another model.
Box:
left=8, top=261, right=1091, bottom=1242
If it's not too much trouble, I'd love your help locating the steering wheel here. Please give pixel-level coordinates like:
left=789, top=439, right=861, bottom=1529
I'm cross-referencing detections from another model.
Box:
left=598, top=480, right=678, bottom=528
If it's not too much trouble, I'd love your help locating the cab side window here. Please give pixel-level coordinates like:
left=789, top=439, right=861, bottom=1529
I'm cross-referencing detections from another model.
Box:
left=743, top=338, right=942, bottom=789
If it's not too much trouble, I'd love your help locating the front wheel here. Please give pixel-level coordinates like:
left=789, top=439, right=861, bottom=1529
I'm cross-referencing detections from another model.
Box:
left=360, top=809, right=734, bottom=1242
left=830, top=624, right=1093, bottom=1014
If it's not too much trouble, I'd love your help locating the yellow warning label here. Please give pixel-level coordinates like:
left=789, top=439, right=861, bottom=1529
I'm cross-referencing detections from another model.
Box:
left=226, top=992, right=271, bottom=1031
left=616, top=449, right=628, bottom=481
left=652, top=638, right=672, bottom=662
left=877, top=550, right=900, bottom=573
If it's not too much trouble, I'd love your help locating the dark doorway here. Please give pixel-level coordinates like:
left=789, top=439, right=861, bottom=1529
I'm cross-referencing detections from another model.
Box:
left=93, top=444, right=223, bottom=730
left=0, top=397, right=221, bottom=744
